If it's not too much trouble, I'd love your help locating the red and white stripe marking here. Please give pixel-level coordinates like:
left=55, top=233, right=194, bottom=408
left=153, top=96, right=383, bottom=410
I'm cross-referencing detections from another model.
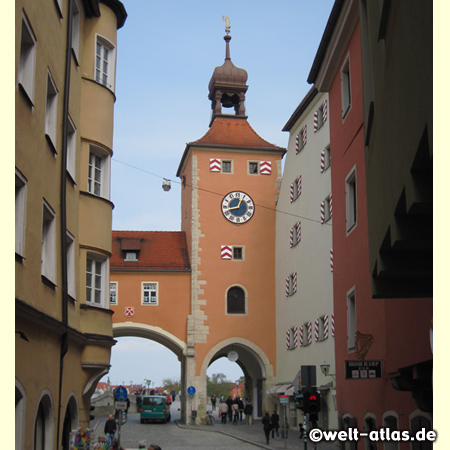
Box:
left=297, top=175, right=302, bottom=196
left=320, top=201, right=325, bottom=223
left=324, top=315, right=329, bottom=339
left=330, top=248, right=334, bottom=271
left=314, top=111, right=318, bottom=132
left=221, top=245, right=232, bottom=259
left=289, top=228, right=294, bottom=248
left=293, top=327, right=299, bottom=348
left=315, top=319, right=319, bottom=342
left=323, top=100, right=328, bottom=122
left=125, top=307, right=134, bottom=318
left=320, top=150, right=325, bottom=172
left=299, top=325, right=304, bottom=347
left=292, top=273, right=297, bottom=293
left=302, top=126, right=307, bottom=145
left=296, top=221, right=301, bottom=243
left=286, top=329, right=290, bottom=349
left=260, top=161, right=272, bottom=174
left=295, top=134, right=299, bottom=154
left=290, top=183, right=294, bottom=202
left=210, top=158, right=221, bottom=171
left=307, top=322, right=312, bottom=344
left=285, top=276, right=290, bottom=297
left=332, top=313, right=335, bottom=337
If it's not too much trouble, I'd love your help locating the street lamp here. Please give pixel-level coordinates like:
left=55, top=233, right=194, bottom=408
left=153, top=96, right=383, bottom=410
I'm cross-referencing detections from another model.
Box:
left=320, top=361, right=336, bottom=380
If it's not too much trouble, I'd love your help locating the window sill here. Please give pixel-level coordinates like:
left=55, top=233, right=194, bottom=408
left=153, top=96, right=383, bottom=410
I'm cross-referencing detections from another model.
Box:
left=41, top=275, right=57, bottom=290
left=18, top=83, right=34, bottom=109
left=45, top=134, right=58, bottom=156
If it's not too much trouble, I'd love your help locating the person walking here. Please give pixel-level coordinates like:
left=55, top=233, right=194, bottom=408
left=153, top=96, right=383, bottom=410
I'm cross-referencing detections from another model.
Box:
left=262, top=412, right=272, bottom=445
left=219, top=400, right=228, bottom=424
left=226, top=396, right=233, bottom=423
left=104, top=414, right=116, bottom=446
left=237, top=397, right=244, bottom=421
left=231, top=400, right=239, bottom=425
left=271, top=410, right=280, bottom=440
left=244, top=401, right=253, bottom=425
left=211, top=394, right=217, bottom=411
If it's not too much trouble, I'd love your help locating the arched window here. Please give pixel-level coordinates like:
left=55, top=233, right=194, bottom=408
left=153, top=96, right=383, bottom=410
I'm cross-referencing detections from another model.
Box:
left=227, top=286, right=246, bottom=314
left=34, top=394, right=53, bottom=450
left=16, top=381, right=26, bottom=450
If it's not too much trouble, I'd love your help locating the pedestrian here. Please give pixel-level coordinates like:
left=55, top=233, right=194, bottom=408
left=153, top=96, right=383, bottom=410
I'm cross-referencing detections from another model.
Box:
left=111, top=438, right=124, bottom=450
left=244, top=401, right=253, bottom=425
left=178, top=390, right=182, bottom=401
left=237, top=397, right=244, bottom=421
left=232, top=399, right=239, bottom=425
left=271, top=410, right=280, bottom=440
left=136, top=394, right=142, bottom=412
left=226, top=396, right=233, bottom=423
left=219, top=400, right=228, bottom=424
left=262, top=412, right=272, bottom=444
left=171, top=389, right=176, bottom=402
left=211, top=394, right=217, bottom=411
left=104, top=414, right=116, bottom=446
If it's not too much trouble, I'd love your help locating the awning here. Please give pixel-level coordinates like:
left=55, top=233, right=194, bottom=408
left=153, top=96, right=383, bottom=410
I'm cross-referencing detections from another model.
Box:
left=267, top=383, right=294, bottom=395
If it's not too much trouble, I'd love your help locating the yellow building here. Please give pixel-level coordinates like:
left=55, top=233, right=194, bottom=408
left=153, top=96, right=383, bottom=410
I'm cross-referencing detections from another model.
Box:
left=15, top=1, right=126, bottom=448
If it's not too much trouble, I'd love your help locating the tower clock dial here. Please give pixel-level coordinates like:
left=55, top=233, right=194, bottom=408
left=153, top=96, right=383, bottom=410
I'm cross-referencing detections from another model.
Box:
left=221, top=191, right=255, bottom=224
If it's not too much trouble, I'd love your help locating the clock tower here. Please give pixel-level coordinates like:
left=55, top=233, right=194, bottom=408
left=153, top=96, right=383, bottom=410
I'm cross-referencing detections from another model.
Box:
left=176, top=25, right=286, bottom=423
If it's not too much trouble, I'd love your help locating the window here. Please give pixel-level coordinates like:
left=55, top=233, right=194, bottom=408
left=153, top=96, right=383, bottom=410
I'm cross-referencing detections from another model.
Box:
left=347, top=288, right=357, bottom=352
left=318, top=316, right=326, bottom=341
left=317, top=105, right=324, bottom=129
left=15, top=170, right=27, bottom=258
left=66, top=116, right=76, bottom=180
left=324, top=196, right=332, bottom=223
left=341, top=56, right=352, bottom=118
left=248, top=162, right=259, bottom=174
left=323, top=147, right=331, bottom=171
left=346, top=168, right=357, bottom=233
left=222, top=160, right=232, bottom=173
left=142, top=283, right=158, bottom=305
left=290, top=175, right=302, bottom=202
left=124, top=251, right=138, bottom=261
left=88, top=145, right=110, bottom=199
left=290, top=221, right=301, bottom=247
left=227, top=286, right=246, bottom=314
left=66, top=232, right=76, bottom=299
left=18, top=12, right=37, bottom=104
left=383, top=415, right=399, bottom=450
left=303, top=322, right=312, bottom=346
left=45, top=70, right=58, bottom=151
left=42, top=201, right=56, bottom=285
left=110, top=282, right=118, bottom=305
left=86, top=254, right=109, bottom=307
left=296, top=126, right=307, bottom=153
left=34, top=395, right=53, bottom=450
left=287, top=327, right=298, bottom=350
left=233, top=247, right=243, bottom=260
left=16, top=382, right=26, bottom=450
left=71, top=0, right=80, bottom=62
left=95, top=35, right=116, bottom=90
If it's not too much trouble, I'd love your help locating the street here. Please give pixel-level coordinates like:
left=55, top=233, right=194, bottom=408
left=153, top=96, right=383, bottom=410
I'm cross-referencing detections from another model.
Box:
left=93, top=401, right=339, bottom=450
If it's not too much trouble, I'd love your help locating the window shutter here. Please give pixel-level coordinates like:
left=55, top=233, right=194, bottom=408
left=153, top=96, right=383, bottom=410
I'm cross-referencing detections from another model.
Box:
left=293, top=326, right=299, bottom=348
left=296, top=221, right=301, bottom=243
left=260, top=161, right=272, bottom=174
left=330, top=248, right=334, bottom=272
left=221, top=245, right=232, bottom=259
left=285, top=276, right=290, bottom=297
left=314, top=111, right=318, bottom=132
left=289, top=228, right=294, bottom=248
left=210, top=158, right=221, bottom=172
left=320, top=149, right=326, bottom=173
left=314, top=319, right=319, bottom=342
left=332, top=313, right=335, bottom=337
left=320, top=201, right=325, bottom=223
left=330, top=194, right=333, bottom=216
left=292, top=273, right=297, bottom=294
left=307, top=322, right=312, bottom=344
left=286, top=329, right=291, bottom=350
left=324, top=315, right=329, bottom=339
left=323, top=99, right=328, bottom=122
left=299, top=325, right=304, bottom=347
left=297, top=175, right=302, bottom=196
left=302, top=125, right=307, bottom=145
left=295, top=134, right=300, bottom=154
left=290, top=183, right=294, bottom=202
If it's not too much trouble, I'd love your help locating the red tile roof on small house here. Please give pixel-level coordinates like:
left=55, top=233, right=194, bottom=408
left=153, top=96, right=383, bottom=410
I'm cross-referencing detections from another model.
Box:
left=111, top=231, right=191, bottom=271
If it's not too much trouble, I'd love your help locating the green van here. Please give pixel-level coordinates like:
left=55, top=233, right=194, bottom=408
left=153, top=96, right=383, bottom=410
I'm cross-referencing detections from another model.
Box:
left=139, top=395, right=171, bottom=423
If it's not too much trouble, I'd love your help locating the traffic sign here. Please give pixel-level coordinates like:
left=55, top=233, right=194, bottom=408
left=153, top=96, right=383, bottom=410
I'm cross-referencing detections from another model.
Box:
left=115, top=401, right=127, bottom=410
left=115, top=385, right=128, bottom=402
left=279, top=395, right=289, bottom=404
left=187, top=386, right=196, bottom=396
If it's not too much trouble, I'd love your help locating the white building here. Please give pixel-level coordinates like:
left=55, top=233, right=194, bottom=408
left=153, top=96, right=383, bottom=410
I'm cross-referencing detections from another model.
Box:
left=274, top=87, right=337, bottom=430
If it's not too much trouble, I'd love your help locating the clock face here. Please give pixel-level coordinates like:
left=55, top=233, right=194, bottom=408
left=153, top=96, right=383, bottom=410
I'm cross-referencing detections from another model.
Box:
left=221, top=191, right=255, bottom=224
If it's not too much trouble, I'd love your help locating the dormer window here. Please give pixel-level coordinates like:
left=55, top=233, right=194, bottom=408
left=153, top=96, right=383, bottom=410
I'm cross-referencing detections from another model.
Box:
left=124, top=251, right=138, bottom=261
left=120, top=238, right=141, bottom=261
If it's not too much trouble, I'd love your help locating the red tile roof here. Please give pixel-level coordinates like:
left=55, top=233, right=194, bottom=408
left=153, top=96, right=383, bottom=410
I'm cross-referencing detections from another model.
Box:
left=190, top=116, right=284, bottom=149
left=111, top=231, right=190, bottom=271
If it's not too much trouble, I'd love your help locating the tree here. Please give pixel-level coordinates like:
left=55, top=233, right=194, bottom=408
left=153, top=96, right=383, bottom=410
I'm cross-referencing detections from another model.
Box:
left=161, top=377, right=181, bottom=394
left=207, top=373, right=233, bottom=399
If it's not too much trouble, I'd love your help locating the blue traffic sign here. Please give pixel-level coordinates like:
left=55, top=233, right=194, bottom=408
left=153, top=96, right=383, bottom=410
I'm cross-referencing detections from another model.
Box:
left=115, top=385, right=128, bottom=402
left=187, top=386, right=196, bottom=396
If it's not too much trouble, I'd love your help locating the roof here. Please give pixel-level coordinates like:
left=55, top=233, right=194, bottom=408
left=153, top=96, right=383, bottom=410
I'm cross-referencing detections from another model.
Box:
left=111, top=231, right=191, bottom=272
left=176, top=116, right=285, bottom=176
left=282, top=86, right=318, bottom=132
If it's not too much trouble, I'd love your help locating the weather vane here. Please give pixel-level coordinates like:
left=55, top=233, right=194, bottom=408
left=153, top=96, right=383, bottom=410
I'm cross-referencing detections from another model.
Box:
left=222, top=15, right=230, bottom=35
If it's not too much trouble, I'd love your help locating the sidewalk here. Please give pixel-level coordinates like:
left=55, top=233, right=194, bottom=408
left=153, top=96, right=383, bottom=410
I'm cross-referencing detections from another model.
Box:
left=175, top=417, right=340, bottom=450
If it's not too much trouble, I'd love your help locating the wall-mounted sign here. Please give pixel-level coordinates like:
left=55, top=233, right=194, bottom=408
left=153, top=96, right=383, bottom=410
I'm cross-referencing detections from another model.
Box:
left=345, top=360, right=382, bottom=379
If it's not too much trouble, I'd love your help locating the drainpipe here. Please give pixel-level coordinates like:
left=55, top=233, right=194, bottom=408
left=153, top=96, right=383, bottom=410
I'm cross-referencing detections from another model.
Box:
left=57, top=0, right=73, bottom=444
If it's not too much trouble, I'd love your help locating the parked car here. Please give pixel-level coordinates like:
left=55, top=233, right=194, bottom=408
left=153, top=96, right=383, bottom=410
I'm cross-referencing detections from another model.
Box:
left=139, top=395, right=171, bottom=423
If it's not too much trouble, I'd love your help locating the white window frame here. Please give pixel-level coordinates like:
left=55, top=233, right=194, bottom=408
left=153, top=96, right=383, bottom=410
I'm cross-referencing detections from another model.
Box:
left=18, top=12, right=37, bottom=105
left=66, top=116, right=76, bottom=181
left=66, top=232, right=76, bottom=299
left=124, top=251, right=138, bottom=261
left=110, top=281, right=118, bottom=305
left=347, top=287, right=357, bottom=353
left=95, top=35, right=116, bottom=91
left=15, top=169, right=27, bottom=257
left=86, top=254, right=109, bottom=308
left=341, top=55, right=352, bottom=119
left=41, top=201, right=56, bottom=284
left=71, top=0, right=81, bottom=63
left=45, top=69, right=58, bottom=151
left=88, top=145, right=111, bottom=199
left=142, top=282, right=158, bottom=305
left=346, top=167, right=357, bottom=234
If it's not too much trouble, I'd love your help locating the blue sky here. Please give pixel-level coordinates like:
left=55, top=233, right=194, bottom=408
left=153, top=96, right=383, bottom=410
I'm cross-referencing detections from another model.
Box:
left=102, top=0, right=336, bottom=389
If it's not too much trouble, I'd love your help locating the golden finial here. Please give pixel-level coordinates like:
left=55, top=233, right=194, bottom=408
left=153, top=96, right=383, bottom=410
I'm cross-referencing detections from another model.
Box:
left=222, top=16, right=230, bottom=35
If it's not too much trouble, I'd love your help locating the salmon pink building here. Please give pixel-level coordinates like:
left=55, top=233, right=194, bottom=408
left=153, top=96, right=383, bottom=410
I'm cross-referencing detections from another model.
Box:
left=308, top=0, right=432, bottom=446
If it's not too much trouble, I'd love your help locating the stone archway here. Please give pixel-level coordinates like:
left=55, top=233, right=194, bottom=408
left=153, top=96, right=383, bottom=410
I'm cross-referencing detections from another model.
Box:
left=112, top=322, right=189, bottom=421
left=190, top=338, right=276, bottom=424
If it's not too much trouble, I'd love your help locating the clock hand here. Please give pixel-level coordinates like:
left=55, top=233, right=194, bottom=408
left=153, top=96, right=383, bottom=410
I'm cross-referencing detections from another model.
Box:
left=228, top=198, right=244, bottom=211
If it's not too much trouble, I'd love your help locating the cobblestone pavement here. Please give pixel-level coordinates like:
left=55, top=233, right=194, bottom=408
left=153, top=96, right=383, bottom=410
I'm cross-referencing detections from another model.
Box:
left=94, top=402, right=340, bottom=450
